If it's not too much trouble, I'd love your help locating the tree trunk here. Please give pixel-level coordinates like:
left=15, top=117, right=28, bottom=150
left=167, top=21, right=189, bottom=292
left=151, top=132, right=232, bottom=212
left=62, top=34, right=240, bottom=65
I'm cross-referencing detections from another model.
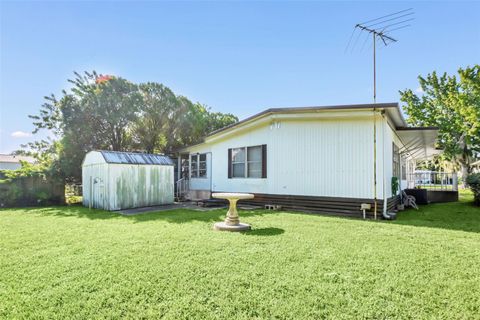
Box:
left=458, top=133, right=470, bottom=189
left=460, top=161, right=470, bottom=189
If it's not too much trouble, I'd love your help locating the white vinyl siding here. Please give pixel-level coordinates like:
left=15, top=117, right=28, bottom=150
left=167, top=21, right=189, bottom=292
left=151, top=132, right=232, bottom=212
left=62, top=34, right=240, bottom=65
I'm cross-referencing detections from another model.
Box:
left=187, top=113, right=386, bottom=199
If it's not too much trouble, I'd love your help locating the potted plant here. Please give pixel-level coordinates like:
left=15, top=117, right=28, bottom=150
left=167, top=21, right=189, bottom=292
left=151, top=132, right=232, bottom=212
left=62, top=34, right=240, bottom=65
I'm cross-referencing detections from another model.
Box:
left=392, top=177, right=404, bottom=210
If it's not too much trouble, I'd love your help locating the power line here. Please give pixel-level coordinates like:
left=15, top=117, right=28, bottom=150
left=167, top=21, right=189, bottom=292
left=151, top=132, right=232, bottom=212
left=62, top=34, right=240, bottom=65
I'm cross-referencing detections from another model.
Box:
left=384, top=24, right=411, bottom=34
left=344, top=28, right=357, bottom=53
left=350, top=27, right=364, bottom=53
left=365, top=12, right=414, bottom=28
left=378, top=18, right=415, bottom=32
left=358, top=8, right=413, bottom=25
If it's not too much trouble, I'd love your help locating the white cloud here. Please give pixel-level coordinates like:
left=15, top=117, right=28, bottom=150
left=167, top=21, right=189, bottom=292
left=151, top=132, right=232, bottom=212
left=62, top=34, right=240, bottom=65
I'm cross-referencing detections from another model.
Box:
left=11, top=131, right=32, bottom=138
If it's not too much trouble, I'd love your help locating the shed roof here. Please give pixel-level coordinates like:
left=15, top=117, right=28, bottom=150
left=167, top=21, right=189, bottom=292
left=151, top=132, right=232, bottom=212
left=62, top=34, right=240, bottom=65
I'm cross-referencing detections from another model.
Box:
left=99, top=151, right=173, bottom=165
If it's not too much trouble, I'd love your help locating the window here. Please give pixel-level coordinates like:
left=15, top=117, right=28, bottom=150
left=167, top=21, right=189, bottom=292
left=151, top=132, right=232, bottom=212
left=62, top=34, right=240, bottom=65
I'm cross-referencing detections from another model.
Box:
left=229, top=145, right=266, bottom=178
left=190, top=153, right=207, bottom=178
left=393, top=143, right=400, bottom=178
left=181, top=158, right=189, bottom=179
left=401, top=156, right=407, bottom=180
left=191, top=155, right=198, bottom=178
left=232, top=148, right=246, bottom=178
left=247, top=146, right=262, bottom=178
left=199, top=154, right=207, bottom=177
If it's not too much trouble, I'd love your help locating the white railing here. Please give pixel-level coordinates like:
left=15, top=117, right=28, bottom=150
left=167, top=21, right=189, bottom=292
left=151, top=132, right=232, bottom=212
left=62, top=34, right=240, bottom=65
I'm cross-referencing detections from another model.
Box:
left=407, top=172, right=458, bottom=191
left=175, top=178, right=189, bottom=201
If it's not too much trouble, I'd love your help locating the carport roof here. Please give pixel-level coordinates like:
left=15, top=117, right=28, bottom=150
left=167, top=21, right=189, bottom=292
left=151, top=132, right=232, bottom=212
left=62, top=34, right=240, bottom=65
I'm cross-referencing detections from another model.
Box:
left=396, top=127, right=442, bottom=160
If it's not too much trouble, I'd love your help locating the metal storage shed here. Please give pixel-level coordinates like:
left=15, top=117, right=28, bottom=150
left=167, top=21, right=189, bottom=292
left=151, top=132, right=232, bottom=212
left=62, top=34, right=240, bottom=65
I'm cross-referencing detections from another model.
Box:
left=82, top=150, right=174, bottom=210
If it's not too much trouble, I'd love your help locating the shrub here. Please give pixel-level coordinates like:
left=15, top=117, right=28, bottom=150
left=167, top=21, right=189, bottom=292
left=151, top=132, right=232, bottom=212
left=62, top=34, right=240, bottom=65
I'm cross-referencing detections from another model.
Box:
left=0, top=162, right=64, bottom=207
left=466, top=173, right=480, bottom=206
left=391, top=177, right=399, bottom=196
left=66, top=195, right=82, bottom=205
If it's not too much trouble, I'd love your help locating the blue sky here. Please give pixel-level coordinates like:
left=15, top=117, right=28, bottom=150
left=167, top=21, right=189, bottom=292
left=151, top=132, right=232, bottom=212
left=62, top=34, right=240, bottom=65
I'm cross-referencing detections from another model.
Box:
left=1, top=1, right=479, bottom=154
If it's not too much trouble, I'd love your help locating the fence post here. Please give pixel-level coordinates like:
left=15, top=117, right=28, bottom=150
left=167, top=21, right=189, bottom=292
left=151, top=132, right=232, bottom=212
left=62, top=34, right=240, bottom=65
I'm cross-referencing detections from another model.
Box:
left=89, top=176, right=92, bottom=209
left=452, top=173, right=458, bottom=191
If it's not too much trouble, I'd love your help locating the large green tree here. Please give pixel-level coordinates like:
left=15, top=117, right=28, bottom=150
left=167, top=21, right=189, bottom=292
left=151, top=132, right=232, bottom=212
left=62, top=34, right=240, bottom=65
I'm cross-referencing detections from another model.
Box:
left=400, top=65, right=480, bottom=186
left=28, top=72, right=142, bottom=181
left=131, top=83, right=178, bottom=153
left=165, top=100, right=238, bottom=152
left=25, top=71, right=238, bottom=182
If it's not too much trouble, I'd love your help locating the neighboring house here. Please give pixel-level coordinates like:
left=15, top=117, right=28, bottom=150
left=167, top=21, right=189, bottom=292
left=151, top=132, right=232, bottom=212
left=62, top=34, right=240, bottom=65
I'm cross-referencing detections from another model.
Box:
left=177, top=103, right=441, bottom=218
left=82, top=151, right=174, bottom=210
left=472, top=160, right=480, bottom=173
left=0, top=154, right=36, bottom=170
left=413, top=170, right=435, bottom=185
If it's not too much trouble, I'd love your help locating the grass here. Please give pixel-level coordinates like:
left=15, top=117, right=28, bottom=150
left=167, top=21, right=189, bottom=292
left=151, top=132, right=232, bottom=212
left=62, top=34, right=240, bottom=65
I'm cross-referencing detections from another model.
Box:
left=1, top=190, right=479, bottom=319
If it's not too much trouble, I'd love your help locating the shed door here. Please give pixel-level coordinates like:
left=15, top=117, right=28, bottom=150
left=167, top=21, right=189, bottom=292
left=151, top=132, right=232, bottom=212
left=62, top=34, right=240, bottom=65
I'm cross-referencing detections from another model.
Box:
left=92, top=178, right=105, bottom=209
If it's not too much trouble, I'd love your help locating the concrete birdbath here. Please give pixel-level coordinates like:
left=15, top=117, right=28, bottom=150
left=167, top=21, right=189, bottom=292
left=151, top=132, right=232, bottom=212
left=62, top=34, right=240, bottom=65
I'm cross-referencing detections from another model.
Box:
left=212, top=192, right=254, bottom=231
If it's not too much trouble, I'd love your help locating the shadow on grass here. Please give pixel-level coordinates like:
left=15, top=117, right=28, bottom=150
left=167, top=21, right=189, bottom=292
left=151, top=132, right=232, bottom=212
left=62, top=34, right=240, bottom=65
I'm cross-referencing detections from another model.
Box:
left=12, top=205, right=273, bottom=225
left=10, top=206, right=121, bottom=220
left=129, top=207, right=277, bottom=224
left=6, top=191, right=479, bottom=233
left=242, top=227, right=285, bottom=236
left=390, top=198, right=480, bottom=234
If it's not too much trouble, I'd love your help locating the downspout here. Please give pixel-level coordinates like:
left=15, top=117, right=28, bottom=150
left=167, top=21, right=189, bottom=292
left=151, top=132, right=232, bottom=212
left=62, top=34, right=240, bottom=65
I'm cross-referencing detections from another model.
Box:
left=373, top=107, right=378, bottom=219
left=208, top=152, right=213, bottom=195
left=372, top=34, right=377, bottom=220
left=203, top=151, right=213, bottom=197
left=381, top=111, right=396, bottom=220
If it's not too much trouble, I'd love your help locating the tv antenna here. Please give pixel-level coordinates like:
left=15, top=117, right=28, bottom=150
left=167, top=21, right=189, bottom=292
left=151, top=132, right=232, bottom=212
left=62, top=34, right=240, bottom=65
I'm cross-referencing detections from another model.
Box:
left=346, top=8, right=414, bottom=102
left=346, top=9, right=414, bottom=220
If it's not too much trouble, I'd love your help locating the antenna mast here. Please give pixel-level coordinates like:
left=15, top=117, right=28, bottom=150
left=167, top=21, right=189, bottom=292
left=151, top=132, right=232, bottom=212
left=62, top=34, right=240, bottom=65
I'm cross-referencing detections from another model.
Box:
left=347, top=8, right=414, bottom=102
left=345, top=9, right=414, bottom=220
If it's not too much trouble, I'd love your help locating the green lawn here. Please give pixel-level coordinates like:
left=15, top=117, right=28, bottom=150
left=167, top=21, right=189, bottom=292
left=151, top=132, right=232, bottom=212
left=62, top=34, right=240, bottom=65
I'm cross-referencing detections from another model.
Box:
left=1, top=191, right=479, bottom=319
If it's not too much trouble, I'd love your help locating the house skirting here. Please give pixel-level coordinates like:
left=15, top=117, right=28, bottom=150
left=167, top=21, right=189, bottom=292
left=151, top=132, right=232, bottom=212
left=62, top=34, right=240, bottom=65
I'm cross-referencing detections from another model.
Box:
left=426, top=190, right=458, bottom=203
left=404, top=189, right=459, bottom=204
left=218, top=192, right=389, bottom=218
left=386, top=195, right=401, bottom=212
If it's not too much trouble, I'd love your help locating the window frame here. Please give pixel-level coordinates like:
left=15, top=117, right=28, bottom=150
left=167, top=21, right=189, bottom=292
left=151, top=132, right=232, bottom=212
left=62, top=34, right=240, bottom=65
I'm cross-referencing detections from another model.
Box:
left=229, top=145, right=266, bottom=179
left=231, top=147, right=246, bottom=178
left=190, top=153, right=208, bottom=179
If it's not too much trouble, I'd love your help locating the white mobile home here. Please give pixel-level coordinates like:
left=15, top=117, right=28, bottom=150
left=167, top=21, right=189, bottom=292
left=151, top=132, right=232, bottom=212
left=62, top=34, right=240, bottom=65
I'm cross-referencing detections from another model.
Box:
left=177, top=103, right=440, bottom=218
left=82, top=151, right=174, bottom=210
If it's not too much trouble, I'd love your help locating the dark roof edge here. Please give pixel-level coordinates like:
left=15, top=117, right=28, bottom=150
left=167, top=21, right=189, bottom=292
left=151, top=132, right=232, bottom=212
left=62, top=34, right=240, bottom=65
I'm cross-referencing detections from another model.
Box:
left=207, top=102, right=399, bottom=137
left=177, top=102, right=407, bottom=152
left=396, top=127, right=439, bottom=131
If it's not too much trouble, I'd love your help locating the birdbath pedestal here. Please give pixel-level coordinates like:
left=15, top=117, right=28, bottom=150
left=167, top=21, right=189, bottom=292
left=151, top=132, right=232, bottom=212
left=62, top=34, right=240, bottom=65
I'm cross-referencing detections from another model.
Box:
left=212, top=192, right=254, bottom=231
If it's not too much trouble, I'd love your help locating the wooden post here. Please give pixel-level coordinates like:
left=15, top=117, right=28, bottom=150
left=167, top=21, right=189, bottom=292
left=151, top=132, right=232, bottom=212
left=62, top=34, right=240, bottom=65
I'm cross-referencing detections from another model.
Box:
left=89, top=176, right=92, bottom=210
